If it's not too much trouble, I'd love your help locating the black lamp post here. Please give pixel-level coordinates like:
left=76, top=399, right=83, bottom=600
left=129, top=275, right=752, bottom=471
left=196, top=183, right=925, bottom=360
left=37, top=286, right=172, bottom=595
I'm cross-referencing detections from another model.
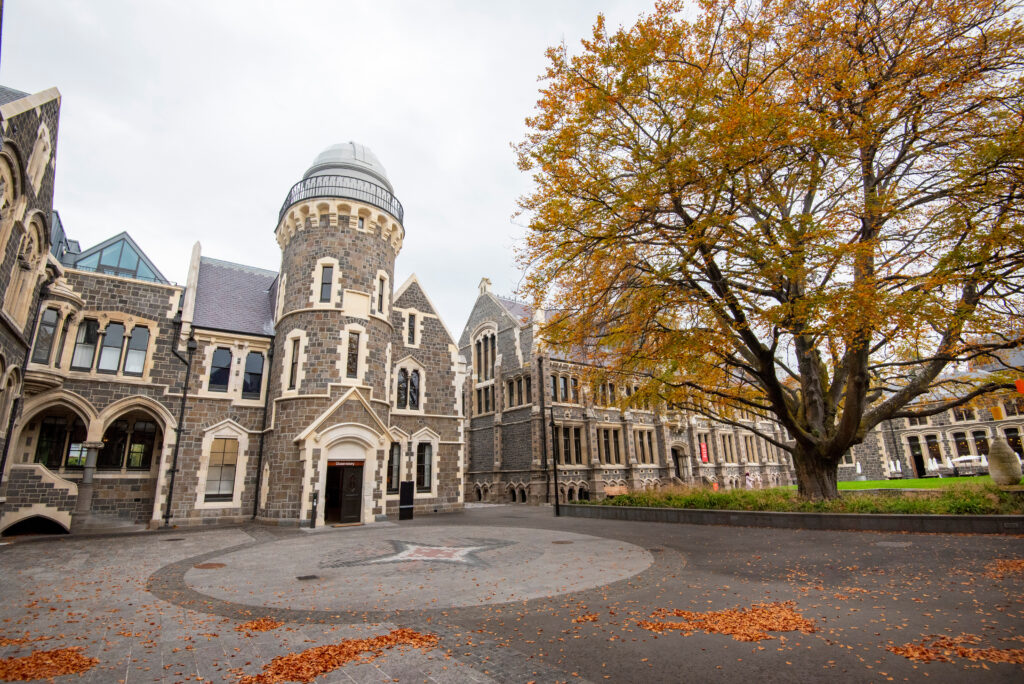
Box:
left=549, top=406, right=561, bottom=517
left=165, top=310, right=197, bottom=527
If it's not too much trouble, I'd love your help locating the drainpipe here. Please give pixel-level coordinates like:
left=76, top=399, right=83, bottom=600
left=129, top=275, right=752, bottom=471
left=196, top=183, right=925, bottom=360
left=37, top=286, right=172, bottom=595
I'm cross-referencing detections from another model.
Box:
left=537, top=355, right=549, bottom=503
left=0, top=272, right=55, bottom=491
left=165, top=310, right=197, bottom=527
left=252, top=342, right=274, bottom=519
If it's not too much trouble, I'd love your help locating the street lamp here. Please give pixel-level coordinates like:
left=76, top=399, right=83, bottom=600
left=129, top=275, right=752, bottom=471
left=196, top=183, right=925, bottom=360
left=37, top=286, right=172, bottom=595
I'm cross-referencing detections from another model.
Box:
left=164, top=310, right=197, bottom=527
left=549, top=406, right=561, bottom=517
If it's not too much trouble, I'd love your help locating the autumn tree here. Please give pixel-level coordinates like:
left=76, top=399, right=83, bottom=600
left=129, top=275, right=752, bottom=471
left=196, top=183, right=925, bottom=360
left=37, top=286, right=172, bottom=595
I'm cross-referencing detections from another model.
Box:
left=517, top=0, right=1024, bottom=498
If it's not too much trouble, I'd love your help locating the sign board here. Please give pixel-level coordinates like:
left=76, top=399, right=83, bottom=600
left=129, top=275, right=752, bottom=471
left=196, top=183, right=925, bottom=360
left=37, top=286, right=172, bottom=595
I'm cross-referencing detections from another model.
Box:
left=604, top=486, right=628, bottom=496
left=329, top=461, right=363, bottom=467
left=700, top=442, right=708, bottom=463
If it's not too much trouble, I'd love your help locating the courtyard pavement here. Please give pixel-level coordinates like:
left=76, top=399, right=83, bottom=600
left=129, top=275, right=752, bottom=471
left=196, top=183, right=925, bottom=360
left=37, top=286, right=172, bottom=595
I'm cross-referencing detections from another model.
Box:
left=0, top=504, right=1021, bottom=683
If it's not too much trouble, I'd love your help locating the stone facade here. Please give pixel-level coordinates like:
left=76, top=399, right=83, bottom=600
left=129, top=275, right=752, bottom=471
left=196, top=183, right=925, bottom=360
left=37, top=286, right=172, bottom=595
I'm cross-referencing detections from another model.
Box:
left=0, top=141, right=465, bottom=534
left=459, top=279, right=796, bottom=504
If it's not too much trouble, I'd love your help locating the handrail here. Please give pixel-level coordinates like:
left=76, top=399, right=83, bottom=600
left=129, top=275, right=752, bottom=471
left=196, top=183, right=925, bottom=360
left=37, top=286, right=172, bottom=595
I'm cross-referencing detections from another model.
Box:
left=279, top=175, right=404, bottom=223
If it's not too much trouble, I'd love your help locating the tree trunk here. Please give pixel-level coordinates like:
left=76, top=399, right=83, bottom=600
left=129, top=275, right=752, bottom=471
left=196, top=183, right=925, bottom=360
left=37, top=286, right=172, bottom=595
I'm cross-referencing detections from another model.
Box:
left=792, top=447, right=840, bottom=500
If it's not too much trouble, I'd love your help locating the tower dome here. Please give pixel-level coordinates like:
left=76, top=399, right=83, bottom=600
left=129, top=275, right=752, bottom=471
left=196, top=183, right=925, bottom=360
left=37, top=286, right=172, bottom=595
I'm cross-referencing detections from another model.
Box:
left=303, top=142, right=393, bottom=192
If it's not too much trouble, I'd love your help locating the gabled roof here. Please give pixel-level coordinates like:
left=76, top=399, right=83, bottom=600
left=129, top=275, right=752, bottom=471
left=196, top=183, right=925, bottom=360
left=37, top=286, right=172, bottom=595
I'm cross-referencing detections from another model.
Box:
left=192, top=257, right=277, bottom=336
left=394, top=273, right=456, bottom=344
left=0, top=85, right=28, bottom=107
left=495, top=295, right=533, bottom=324
left=67, top=231, right=169, bottom=283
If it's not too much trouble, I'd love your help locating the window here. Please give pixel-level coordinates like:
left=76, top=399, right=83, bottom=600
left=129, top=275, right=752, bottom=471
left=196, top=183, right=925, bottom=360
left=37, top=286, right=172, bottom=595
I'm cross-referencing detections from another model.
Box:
left=525, top=377, right=532, bottom=403
left=907, top=435, right=923, bottom=464
left=378, top=277, right=385, bottom=314
left=571, top=378, right=579, bottom=404
left=952, top=432, right=971, bottom=457
left=204, top=437, right=239, bottom=502
left=126, top=420, right=157, bottom=469
left=96, top=323, right=125, bottom=372
left=358, top=216, right=365, bottom=231
left=211, top=347, right=232, bottom=392
left=559, top=376, right=568, bottom=402
left=31, top=308, right=59, bottom=364
left=54, top=317, right=71, bottom=369
left=647, top=432, right=655, bottom=464
left=613, top=429, right=621, bottom=464
left=507, top=380, right=515, bottom=407
left=516, top=378, right=523, bottom=405
left=123, top=327, right=149, bottom=376
left=387, top=443, right=401, bottom=494
left=484, top=385, right=491, bottom=412
left=908, top=415, right=928, bottom=426
left=71, top=319, right=99, bottom=370
left=573, top=427, right=582, bottom=464
left=972, top=431, right=989, bottom=456
left=319, top=265, right=334, bottom=303
left=636, top=432, right=646, bottom=463
left=562, top=426, right=571, bottom=464
left=242, top=352, right=264, bottom=399
left=550, top=375, right=558, bottom=401
left=397, top=369, right=409, bottom=409
left=952, top=407, right=975, bottom=422
left=416, top=442, right=432, bottom=492
left=1003, top=398, right=1024, bottom=418
left=34, top=415, right=87, bottom=469
left=1005, top=428, right=1022, bottom=458
left=924, top=434, right=942, bottom=464
left=346, top=332, right=360, bottom=379
left=601, top=429, right=611, bottom=464
left=407, top=313, right=416, bottom=345
left=286, top=339, right=299, bottom=390
left=409, top=370, right=420, bottom=410
left=98, top=420, right=128, bottom=469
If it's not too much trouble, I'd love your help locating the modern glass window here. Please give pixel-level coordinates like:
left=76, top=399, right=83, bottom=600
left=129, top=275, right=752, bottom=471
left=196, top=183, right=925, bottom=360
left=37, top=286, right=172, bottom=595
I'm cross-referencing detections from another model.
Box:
left=97, top=420, right=129, bottom=469
left=122, top=326, right=149, bottom=376
left=205, top=437, right=239, bottom=502
left=45, top=416, right=86, bottom=469
left=71, top=319, right=100, bottom=370
left=416, top=442, right=432, bottom=492
left=127, top=420, right=157, bottom=469
left=31, top=308, right=59, bottom=364
left=407, top=313, right=416, bottom=345
left=319, top=265, right=334, bottom=303
left=288, top=339, right=300, bottom=390
left=210, top=347, right=232, bottom=392
left=346, top=332, right=360, bottom=379
left=242, top=351, right=264, bottom=399
left=97, top=323, right=125, bottom=372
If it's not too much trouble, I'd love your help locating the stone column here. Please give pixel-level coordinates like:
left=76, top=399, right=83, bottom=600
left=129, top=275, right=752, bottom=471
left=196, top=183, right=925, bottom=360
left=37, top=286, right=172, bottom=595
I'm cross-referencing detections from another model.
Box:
left=72, top=441, right=104, bottom=527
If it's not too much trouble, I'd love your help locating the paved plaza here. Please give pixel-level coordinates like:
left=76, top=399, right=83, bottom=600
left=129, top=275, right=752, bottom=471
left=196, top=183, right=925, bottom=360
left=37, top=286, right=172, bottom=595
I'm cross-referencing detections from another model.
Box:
left=0, top=505, right=1022, bottom=683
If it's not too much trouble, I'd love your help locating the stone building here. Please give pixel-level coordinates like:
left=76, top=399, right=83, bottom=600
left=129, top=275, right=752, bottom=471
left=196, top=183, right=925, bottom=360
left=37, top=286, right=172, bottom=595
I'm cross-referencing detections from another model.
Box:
left=459, top=279, right=795, bottom=504
left=0, top=141, right=465, bottom=533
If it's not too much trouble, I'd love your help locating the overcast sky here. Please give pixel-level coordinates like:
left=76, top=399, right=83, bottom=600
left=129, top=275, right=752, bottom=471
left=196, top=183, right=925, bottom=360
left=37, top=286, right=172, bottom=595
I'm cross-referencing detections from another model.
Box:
left=0, top=0, right=656, bottom=334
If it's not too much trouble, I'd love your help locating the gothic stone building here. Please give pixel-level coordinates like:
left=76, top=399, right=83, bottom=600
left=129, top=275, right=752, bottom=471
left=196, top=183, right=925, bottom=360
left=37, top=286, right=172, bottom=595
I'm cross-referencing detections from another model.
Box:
left=459, top=279, right=796, bottom=504
left=0, top=141, right=465, bottom=533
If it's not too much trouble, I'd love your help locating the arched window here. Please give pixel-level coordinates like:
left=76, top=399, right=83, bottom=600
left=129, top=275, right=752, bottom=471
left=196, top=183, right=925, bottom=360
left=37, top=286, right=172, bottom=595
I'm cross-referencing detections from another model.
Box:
left=409, top=370, right=420, bottom=410
left=34, top=413, right=87, bottom=469
left=396, top=368, right=408, bottom=409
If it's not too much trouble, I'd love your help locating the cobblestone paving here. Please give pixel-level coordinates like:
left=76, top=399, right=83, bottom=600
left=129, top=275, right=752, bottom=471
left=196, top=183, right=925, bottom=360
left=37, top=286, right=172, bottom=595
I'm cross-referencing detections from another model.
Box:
left=0, top=507, right=1022, bottom=683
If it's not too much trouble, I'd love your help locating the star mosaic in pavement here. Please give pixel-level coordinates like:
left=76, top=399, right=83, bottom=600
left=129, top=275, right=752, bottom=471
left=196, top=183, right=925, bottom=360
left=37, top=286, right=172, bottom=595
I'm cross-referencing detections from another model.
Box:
left=320, top=538, right=513, bottom=568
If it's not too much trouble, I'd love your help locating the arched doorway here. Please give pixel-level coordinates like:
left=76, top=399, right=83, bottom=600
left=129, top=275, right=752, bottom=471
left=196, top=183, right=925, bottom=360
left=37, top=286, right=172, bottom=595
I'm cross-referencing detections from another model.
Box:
left=324, top=441, right=367, bottom=525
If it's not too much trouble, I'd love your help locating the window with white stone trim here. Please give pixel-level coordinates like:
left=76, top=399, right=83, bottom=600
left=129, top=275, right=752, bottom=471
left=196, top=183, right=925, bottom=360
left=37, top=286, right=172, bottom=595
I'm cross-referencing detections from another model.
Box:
left=309, top=257, right=341, bottom=308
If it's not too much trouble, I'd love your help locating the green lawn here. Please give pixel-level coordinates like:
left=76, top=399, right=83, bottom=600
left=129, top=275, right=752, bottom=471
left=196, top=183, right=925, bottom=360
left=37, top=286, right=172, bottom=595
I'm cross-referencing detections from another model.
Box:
left=838, top=476, right=1004, bottom=489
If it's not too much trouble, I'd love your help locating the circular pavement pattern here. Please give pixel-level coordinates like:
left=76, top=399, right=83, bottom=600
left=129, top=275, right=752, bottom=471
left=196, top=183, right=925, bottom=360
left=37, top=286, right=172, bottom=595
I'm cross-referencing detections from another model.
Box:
left=182, top=525, right=653, bottom=612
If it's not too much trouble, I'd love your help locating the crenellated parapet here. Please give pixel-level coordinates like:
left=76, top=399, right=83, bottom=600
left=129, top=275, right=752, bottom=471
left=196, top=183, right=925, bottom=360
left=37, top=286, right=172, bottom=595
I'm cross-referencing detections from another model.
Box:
left=275, top=197, right=404, bottom=254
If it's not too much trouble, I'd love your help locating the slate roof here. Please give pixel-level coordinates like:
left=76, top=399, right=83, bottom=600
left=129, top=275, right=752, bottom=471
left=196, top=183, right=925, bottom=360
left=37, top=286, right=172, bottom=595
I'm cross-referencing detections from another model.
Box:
left=0, top=85, right=28, bottom=107
left=193, top=257, right=277, bottom=336
left=495, top=296, right=533, bottom=325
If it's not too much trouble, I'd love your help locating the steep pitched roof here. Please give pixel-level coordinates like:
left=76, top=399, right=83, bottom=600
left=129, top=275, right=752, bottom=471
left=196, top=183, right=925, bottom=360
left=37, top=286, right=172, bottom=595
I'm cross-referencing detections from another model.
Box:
left=495, top=296, right=533, bottom=324
left=0, top=85, right=28, bottom=107
left=192, top=257, right=277, bottom=336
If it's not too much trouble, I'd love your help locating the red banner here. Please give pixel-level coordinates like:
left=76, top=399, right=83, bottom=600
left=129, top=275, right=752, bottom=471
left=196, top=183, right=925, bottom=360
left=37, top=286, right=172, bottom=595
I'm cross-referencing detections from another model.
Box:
left=700, top=442, right=708, bottom=463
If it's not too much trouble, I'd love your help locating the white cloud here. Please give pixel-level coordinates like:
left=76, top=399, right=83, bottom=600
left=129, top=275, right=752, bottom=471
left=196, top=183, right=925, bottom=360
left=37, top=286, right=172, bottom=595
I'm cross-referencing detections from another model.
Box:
left=1, top=0, right=655, bottom=330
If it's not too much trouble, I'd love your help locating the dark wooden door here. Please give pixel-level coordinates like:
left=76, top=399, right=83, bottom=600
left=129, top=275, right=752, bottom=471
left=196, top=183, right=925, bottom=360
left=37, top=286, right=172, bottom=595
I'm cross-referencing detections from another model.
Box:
left=340, top=465, right=363, bottom=523
left=324, top=465, right=342, bottom=523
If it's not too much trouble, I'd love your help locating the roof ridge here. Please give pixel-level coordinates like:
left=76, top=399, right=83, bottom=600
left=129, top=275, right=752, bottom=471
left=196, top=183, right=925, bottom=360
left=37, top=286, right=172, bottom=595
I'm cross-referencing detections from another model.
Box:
left=200, top=256, right=278, bottom=278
